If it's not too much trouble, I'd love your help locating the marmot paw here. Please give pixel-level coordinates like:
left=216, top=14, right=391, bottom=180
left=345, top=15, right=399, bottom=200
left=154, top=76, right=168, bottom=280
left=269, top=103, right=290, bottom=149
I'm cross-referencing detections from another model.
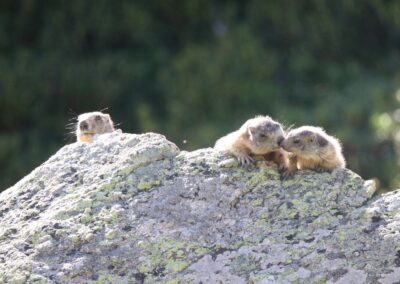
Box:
left=315, top=167, right=332, bottom=173
left=236, top=154, right=254, bottom=166
left=280, top=168, right=295, bottom=180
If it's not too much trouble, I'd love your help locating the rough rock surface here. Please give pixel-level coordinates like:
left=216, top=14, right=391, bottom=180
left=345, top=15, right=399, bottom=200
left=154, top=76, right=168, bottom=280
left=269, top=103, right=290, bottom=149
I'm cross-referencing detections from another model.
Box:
left=0, top=132, right=399, bottom=283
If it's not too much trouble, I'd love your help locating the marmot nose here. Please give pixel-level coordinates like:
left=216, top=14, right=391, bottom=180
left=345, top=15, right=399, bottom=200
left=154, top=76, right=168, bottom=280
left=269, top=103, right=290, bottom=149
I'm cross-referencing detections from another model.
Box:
left=80, top=121, right=89, bottom=131
left=277, top=136, right=284, bottom=146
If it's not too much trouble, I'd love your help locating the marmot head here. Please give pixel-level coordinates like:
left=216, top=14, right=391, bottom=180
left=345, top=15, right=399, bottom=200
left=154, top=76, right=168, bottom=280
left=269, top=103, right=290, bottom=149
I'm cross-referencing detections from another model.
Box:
left=281, top=126, right=339, bottom=158
left=243, top=115, right=285, bottom=154
left=76, top=111, right=115, bottom=142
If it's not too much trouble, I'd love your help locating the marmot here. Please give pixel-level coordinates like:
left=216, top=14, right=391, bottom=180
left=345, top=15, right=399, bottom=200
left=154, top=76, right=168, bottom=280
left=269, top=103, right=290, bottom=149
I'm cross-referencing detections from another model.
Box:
left=215, top=115, right=289, bottom=174
left=76, top=111, right=115, bottom=142
left=280, top=126, right=345, bottom=175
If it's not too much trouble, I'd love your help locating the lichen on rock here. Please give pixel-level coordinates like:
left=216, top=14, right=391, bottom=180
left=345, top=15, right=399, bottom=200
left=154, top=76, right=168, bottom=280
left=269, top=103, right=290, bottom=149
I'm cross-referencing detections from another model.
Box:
left=0, top=131, right=399, bottom=283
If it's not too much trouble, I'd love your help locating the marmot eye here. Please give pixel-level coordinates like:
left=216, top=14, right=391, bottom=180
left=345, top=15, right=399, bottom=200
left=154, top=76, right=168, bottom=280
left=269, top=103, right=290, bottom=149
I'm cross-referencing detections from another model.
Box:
left=95, top=115, right=102, bottom=121
left=293, top=139, right=300, bottom=144
left=260, top=134, right=267, bottom=138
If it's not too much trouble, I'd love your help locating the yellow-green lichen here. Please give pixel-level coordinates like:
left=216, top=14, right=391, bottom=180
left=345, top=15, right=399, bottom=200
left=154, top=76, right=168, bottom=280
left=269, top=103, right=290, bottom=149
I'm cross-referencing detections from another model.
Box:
left=229, top=170, right=246, bottom=182
left=29, top=230, right=49, bottom=245
left=137, top=179, right=161, bottom=191
left=109, top=191, right=129, bottom=201
left=105, top=229, right=118, bottom=240
left=26, top=209, right=40, bottom=218
left=276, top=268, right=296, bottom=282
left=83, top=232, right=94, bottom=242
left=311, top=275, right=327, bottom=284
left=92, top=274, right=130, bottom=284
left=291, top=198, right=309, bottom=212
left=278, top=203, right=299, bottom=219
left=165, top=260, right=188, bottom=272
left=228, top=239, right=246, bottom=251
left=247, top=171, right=268, bottom=187
left=76, top=198, right=93, bottom=210
left=52, top=204, right=82, bottom=220
left=80, top=208, right=93, bottom=224
left=364, top=180, right=376, bottom=197
left=138, top=238, right=210, bottom=274
left=251, top=198, right=264, bottom=207
left=310, top=214, right=334, bottom=228
left=98, top=180, right=119, bottom=193
left=6, top=268, right=31, bottom=284
left=218, top=158, right=239, bottom=168
left=93, top=191, right=112, bottom=203
left=230, top=253, right=261, bottom=278
left=97, top=206, right=122, bottom=223
left=9, top=274, right=28, bottom=284
left=99, top=240, right=114, bottom=248
left=189, top=169, right=201, bottom=175
left=0, top=228, right=16, bottom=241
left=336, top=230, right=348, bottom=242
left=117, top=165, right=136, bottom=177
left=249, top=274, right=267, bottom=282
left=68, top=234, right=79, bottom=243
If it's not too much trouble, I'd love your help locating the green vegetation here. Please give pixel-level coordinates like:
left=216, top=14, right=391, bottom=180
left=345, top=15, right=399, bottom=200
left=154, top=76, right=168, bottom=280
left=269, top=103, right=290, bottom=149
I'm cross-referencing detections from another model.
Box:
left=1, top=1, right=400, bottom=191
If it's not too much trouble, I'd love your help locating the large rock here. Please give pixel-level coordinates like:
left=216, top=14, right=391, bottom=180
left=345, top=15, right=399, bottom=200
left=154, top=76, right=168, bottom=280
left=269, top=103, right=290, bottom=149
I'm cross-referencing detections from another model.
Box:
left=0, top=132, right=399, bottom=283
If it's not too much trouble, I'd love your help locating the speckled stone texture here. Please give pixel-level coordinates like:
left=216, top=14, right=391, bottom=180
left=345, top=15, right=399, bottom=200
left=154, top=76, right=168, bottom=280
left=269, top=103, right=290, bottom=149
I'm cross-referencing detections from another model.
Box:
left=0, top=132, right=399, bottom=283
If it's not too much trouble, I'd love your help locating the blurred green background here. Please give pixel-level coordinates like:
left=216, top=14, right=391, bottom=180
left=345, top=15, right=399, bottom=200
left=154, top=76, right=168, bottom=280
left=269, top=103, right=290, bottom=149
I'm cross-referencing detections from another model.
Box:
left=1, top=0, right=400, bottom=192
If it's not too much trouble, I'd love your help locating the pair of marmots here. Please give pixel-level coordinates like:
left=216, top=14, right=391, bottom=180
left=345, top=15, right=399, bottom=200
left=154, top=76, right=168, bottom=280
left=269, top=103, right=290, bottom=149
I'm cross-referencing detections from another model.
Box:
left=75, top=112, right=345, bottom=179
left=215, top=115, right=345, bottom=179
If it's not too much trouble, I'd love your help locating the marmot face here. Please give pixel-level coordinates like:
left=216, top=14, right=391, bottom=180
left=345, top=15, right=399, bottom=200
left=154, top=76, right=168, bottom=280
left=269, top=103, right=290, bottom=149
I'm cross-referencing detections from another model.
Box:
left=245, top=117, right=285, bottom=155
left=76, top=112, right=114, bottom=142
left=281, top=126, right=331, bottom=158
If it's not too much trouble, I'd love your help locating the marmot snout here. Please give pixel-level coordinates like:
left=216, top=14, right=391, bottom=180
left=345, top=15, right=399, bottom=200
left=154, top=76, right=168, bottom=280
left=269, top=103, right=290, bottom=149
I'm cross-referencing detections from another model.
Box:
left=281, top=126, right=345, bottom=174
left=76, top=111, right=115, bottom=142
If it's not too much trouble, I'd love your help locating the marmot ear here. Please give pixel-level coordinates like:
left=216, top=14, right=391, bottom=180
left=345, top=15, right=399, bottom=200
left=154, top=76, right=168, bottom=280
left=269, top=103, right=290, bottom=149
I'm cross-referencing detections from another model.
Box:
left=248, top=126, right=256, bottom=135
left=317, top=135, right=328, bottom=147
left=106, top=114, right=115, bottom=130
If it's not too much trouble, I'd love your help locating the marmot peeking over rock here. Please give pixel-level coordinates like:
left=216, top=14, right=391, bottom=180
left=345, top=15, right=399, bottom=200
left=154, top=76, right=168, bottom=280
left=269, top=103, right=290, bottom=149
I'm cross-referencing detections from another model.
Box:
left=281, top=126, right=345, bottom=175
left=215, top=115, right=289, bottom=174
left=76, top=111, right=115, bottom=142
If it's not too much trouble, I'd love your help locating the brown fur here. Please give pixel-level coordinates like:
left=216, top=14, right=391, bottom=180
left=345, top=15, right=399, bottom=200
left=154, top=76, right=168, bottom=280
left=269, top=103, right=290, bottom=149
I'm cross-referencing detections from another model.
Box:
left=76, top=111, right=115, bottom=142
left=215, top=115, right=289, bottom=176
left=281, top=126, right=345, bottom=176
left=263, top=149, right=290, bottom=173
